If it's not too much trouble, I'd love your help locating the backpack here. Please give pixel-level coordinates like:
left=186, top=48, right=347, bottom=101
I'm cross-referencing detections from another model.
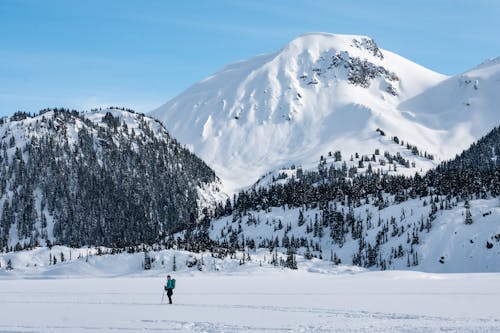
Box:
left=165, top=278, right=176, bottom=290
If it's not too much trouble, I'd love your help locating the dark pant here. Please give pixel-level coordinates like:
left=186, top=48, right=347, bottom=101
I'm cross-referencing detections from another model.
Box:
left=166, top=288, right=173, bottom=304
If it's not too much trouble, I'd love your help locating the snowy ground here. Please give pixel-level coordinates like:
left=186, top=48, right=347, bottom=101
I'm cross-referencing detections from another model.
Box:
left=1, top=270, right=500, bottom=333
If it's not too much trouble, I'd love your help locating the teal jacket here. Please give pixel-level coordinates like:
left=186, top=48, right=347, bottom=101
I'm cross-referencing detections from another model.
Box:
left=166, top=279, right=176, bottom=289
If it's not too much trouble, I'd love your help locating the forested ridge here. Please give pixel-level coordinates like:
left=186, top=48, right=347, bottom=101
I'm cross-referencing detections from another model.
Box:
left=179, top=126, right=500, bottom=270
left=0, top=108, right=218, bottom=250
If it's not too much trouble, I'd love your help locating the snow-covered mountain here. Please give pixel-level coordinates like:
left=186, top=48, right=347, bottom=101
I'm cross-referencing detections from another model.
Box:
left=0, top=108, right=223, bottom=249
left=152, top=33, right=460, bottom=192
left=152, top=33, right=500, bottom=193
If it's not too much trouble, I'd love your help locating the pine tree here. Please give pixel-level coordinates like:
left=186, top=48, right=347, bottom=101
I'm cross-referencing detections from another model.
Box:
left=285, top=246, right=297, bottom=270
left=297, top=210, right=305, bottom=227
left=464, top=200, right=473, bottom=224
left=144, top=251, right=151, bottom=270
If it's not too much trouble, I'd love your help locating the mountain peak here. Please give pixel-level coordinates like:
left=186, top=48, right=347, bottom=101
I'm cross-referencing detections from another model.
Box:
left=285, top=32, right=373, bottom=46
left=151, top=32, right=449, bottom=192
left=279, top=32, right=383, bottom=62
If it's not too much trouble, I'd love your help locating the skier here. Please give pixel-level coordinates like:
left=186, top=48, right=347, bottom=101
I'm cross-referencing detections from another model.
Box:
left=164, top=275, right=176, bottom=304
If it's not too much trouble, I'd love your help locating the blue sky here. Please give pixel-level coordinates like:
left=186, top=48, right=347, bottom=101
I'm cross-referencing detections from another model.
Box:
left=1, top=0, right=499, bottom=116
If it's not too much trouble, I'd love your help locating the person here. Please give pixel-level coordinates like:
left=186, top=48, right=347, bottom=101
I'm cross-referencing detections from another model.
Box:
left=165, top=275, right=176, bottom=304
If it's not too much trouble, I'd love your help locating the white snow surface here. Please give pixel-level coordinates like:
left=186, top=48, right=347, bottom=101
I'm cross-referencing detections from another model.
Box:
left=1, top=248, right=500, bottom=332
left=1, top=266, right=500, bottom=332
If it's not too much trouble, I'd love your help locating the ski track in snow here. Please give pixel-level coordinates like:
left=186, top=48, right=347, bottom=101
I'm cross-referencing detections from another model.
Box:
left=1, top=274, right=500, bottom=333
left=1, top=308, right=499, bottom=333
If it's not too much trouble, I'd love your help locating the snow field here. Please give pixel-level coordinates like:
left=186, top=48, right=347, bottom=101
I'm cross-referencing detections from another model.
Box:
left=1, top=247, right=499, bottom=332
left=1, top=271, right=500, bottom=333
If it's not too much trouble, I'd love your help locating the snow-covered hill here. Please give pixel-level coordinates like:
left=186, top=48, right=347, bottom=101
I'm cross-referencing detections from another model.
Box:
left=203, top=125, right=499, bottom=273
left=151, top=33, right=458, bottom=192
left=209, top=196, right=500, bottom=273
left=0, top=108, right=223, bottom=249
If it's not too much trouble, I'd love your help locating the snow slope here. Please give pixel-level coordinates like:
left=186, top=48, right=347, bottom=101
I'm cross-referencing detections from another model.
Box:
left=399, top=56, right=500, bottom=157
left=209, top=197, right=500, bottom=273
left=0, top=247, right=362, bottom=278
left=151, top=33, right=455, bottom=192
